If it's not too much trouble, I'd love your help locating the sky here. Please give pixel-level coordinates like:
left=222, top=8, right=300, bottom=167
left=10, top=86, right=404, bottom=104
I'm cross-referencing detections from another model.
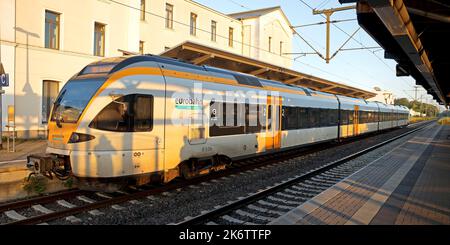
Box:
left=193, top=0, right=441, bottom=109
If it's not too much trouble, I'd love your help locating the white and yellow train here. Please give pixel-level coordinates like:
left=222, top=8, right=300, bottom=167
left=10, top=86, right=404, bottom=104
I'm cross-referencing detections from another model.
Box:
left=27, top=55, right=409, bottom=190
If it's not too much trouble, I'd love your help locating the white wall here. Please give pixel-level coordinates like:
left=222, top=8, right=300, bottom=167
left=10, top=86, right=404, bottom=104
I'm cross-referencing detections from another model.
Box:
left=12, top=0, right=139, bottom=136
left=1, top=0, right=296, bottom=137
left=241, top=9, right=293, bottom=68
left=1, top=0, right=16, bottom=133
left=139, top=0, right=243, bottom=55
left=367, top=89, right=394, bottom=104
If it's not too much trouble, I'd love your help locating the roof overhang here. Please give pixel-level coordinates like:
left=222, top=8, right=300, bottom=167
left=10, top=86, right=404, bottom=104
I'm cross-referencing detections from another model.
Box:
left=342, top=0, right=450, bottom=106
left=160, top=41, right=376, bottom=99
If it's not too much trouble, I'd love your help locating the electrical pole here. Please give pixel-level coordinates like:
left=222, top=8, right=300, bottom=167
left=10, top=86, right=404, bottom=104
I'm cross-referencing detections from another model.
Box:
left=419, top=95, right=423, bottom=117
left=312, top=5, right=356, bottom=63
left=414, top=85, right=419, bottom=102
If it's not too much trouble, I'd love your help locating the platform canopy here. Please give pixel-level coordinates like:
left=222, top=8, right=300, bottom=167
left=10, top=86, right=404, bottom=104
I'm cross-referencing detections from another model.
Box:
left=160, top=41, right=376, bottom=99
left=341, top=0, right=450, bottom=106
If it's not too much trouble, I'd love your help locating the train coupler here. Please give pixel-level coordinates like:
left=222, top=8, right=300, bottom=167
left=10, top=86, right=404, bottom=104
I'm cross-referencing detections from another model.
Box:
left=26, top=153, right=71, bottom=180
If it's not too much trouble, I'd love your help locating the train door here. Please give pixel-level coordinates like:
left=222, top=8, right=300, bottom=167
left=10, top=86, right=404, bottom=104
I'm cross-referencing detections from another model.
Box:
left=188, top=112, right=206, bottom=145
left=264, top=95, right=282, bottom=151
left=353, top=105, right=359, bottom=136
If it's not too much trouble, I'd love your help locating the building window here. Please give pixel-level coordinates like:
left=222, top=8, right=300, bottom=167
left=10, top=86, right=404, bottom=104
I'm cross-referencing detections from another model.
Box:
left=228, top=27, right=234, bottom=47
left=45, top=10, right=60, bottom=50
left=42, top=80, right=59, bottom=124
left=211, top=20, right=217, bottom=42
left=165, top=3, right=173, bottom=29
left=140, top=0, right=146, bottom=21
left=280, top=41, right=283, bottom=55
left=94, top=22, right=105, bottom=56
left=190, top=13, right=197, bottom=36
left=139, top=41, right=144, bottom=54
left=268, top=36, right=272, bottom=53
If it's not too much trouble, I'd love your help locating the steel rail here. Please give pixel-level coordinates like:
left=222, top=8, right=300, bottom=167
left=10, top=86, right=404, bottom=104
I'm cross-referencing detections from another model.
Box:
left=0, top=189, right=84, bottom=213
left=175, top=121, right=433, bottom=225
left=3, top=121, right=431, bottom=225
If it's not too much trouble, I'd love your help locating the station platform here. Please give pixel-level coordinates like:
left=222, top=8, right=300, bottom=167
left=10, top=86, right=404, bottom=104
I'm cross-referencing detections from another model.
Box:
left=270, top=124, right=450, bottom=225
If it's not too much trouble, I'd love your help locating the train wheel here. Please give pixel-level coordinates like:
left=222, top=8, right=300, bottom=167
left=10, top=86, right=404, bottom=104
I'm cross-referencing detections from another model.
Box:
left=180, top=161, right=195, bottom=180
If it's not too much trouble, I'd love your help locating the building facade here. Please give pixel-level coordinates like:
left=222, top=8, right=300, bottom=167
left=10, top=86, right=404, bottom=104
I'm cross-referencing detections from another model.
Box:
left=367, top=87, right=395, bottom=105
left=230, top=7, right=293, bottom=68
left=0, top=0, right=293, bottom=138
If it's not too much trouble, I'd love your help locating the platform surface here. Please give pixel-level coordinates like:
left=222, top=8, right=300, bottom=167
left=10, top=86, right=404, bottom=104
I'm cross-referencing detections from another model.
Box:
left=270, top=124, right=450, bottom=225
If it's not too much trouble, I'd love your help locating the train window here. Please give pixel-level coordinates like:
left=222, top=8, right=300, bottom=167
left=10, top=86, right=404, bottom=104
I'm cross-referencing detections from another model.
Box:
left=210, top=101, right=245, bottom=136
left=267, top=105, right=272, bottom=130
left=282, top=106, right=298, bottom=130
left=308, top=108, right=318, bottom=127
left=348, top=110, right=354, bottom=124
left=89, top=94, right=153, bottom=132
left=319, top=108, right=327, bottom=126
left=359, top=111, right=367, bottom=124
left=330, top=109, right=339, bottom=126
left=51, top=78, right=105, bottom=123
left=134, top=95, right=153, bottom=131
left=236, top=103, right=246, bottom=134
left=298, top=107, right=308, bottom=128
left=209, top=100, right=222, bottom=136
left=246, top=103, right=261, bottom=133
left=340, top=110, right=348, bottom=125
left=233, top=74, right=262, bottom=87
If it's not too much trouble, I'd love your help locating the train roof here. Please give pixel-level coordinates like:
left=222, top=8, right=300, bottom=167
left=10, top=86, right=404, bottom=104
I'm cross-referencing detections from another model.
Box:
left=80, top=55, right=397, bottom=109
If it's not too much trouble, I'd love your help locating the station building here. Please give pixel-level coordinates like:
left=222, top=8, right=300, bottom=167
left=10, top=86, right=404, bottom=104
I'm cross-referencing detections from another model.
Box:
left=0, top=0, right=293, bottom=138
left=367, top=87, right=395, bottom=105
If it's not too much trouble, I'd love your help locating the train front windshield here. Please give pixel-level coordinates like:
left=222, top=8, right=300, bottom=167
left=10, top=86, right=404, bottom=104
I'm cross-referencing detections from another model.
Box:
left=51, top=78, right=106, bottom=123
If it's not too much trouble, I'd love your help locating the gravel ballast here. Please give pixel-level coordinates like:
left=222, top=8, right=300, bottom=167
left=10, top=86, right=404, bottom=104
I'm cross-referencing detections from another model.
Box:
left=48, top=125, right=427, bottom=225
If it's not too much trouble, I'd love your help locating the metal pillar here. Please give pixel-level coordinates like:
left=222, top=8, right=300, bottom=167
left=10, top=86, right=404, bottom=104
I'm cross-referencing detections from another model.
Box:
left=326, top=13, right=331, bottom=63
left=313, top=5, right=356, bottom=64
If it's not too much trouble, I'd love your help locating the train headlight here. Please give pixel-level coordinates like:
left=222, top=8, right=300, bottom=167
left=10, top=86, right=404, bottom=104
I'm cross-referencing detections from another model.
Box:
left=68, top=132, right=95, bottom=143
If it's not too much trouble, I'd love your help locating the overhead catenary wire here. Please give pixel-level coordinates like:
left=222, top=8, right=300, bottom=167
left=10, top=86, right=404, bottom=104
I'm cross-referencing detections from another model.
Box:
left=109, top=0, right=275, bottom=60
left=316, top=0, right=331, bottom=10
left=108, top=0, right=374, bottom=92
left=226, top=0, right=251, bottom=10
left=297, top=0, right=417, bottom=99
left=291, top=18, right=356, bottom=28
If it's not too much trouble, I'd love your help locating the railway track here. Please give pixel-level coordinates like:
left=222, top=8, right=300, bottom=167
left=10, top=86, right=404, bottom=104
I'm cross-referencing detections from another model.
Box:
left=0, top=121, right=432, bottom=225
left=175, top=122, right=433, bottom=225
